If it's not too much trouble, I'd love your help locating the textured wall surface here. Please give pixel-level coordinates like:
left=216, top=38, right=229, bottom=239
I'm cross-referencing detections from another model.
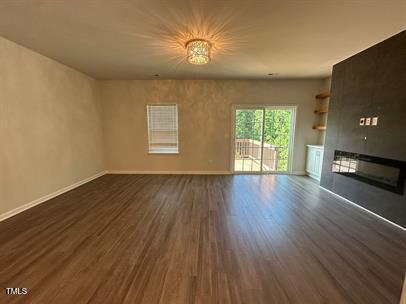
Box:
left=0, top=37, right=105, bottom=216
left=321, top=31, right=406, bottom=227
left=0, top=36, right=327, bottom=218
left=101, top=79, right=324, bottom=173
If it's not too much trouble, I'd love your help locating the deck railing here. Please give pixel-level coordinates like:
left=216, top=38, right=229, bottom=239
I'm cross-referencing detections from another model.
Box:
left=235, top=139, right=279, bottom=171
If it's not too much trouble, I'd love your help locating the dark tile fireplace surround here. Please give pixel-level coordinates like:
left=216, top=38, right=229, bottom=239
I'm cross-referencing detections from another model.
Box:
left=320, top=31, right=406, bottom=228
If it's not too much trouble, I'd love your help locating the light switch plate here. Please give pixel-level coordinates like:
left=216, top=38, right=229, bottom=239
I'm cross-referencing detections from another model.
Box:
left=359, top=118, right=365, bottom=126
left=365, top=117, right=371, bottom=126
left=372, top=116, right=379, bottom=126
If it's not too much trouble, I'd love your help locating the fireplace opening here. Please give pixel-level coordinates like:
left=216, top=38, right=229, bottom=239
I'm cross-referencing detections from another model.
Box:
left=332, top=150, right=406, bottom=194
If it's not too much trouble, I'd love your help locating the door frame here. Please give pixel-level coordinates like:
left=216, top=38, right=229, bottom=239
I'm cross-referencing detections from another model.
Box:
left=230, top=104, right=297, bottom=174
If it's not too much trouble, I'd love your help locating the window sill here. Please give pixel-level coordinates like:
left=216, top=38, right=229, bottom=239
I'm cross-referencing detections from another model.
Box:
left=148, top=151, right=179, bottom=155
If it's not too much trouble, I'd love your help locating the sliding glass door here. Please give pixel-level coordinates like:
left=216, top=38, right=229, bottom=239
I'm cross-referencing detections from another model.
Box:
left=234, top=109, right=264, bottom=172
left=233, top=106, right=296, bottom=173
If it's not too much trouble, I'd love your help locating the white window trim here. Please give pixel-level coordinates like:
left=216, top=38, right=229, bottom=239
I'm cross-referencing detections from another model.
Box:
left=230, top=104, right=297, bottom=174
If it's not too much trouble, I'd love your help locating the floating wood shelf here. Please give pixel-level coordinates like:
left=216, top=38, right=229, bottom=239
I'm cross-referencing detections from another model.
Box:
left=312, top=125, right=327, bottom=131
left=315, top=91, right=331, bottom=99
left=314, top=108, right=328, bottom=114
left=313, top=91, right=330, bottom=131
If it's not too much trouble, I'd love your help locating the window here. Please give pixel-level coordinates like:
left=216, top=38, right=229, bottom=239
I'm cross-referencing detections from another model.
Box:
left=147, top=104, right=179, bottom=154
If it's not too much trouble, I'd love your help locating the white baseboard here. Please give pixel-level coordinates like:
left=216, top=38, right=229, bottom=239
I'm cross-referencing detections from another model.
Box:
left=307, top=173, right=321, bottom=181
left=107, top=170, right=305, bottom=176
left=0, top=170, right=107, bottom=222
left=320, top=186, right=406, bottom=232
left=107, top=170, right=232, bottom=175
left=291, top=171, right=307, bottom=176
left=233, top=171, right=307, bottom=176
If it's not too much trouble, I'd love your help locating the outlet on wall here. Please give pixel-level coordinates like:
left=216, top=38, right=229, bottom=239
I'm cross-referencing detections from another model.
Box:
left=372, top=116, right=379, bottom=126
left=365, top=117, right=371, bottom=126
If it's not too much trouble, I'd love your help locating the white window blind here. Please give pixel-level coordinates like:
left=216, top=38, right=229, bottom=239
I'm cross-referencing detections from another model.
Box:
left=147, top=104, right=179, bottom=154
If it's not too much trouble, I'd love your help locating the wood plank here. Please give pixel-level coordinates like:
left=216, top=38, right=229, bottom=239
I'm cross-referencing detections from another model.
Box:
left=312, top=124, right=327, bottom=130
left=0, top=174, right=404, bottom=304
left=316, top=91, right=331, bottom=99
left=314, top=108, right=328, bottom=114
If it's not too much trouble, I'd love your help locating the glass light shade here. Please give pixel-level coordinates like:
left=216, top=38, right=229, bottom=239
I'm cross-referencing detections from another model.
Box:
left=186, top=39, right=211, bottom=65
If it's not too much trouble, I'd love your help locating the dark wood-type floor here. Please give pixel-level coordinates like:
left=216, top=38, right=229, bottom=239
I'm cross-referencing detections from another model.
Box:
left=0, top=174, right=405, bottom=304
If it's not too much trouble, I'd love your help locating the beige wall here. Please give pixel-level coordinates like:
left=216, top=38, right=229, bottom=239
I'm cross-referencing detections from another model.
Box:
left=0, top=37, right=104, bottom=216
left=0, top=36, right=327, bottom=218
left=101, top=79, right=324, bottom=173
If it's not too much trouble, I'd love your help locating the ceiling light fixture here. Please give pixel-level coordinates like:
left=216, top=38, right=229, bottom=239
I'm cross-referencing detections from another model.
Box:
left=185, top=39, right=211, bottom=65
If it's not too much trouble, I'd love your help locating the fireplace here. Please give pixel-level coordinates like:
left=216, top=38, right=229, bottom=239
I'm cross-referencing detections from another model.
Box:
left=332, top=150, right=406, bottom=194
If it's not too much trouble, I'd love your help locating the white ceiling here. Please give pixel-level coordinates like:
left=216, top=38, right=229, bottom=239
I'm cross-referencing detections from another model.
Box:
left=0, top=0, right=404, bottom=79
